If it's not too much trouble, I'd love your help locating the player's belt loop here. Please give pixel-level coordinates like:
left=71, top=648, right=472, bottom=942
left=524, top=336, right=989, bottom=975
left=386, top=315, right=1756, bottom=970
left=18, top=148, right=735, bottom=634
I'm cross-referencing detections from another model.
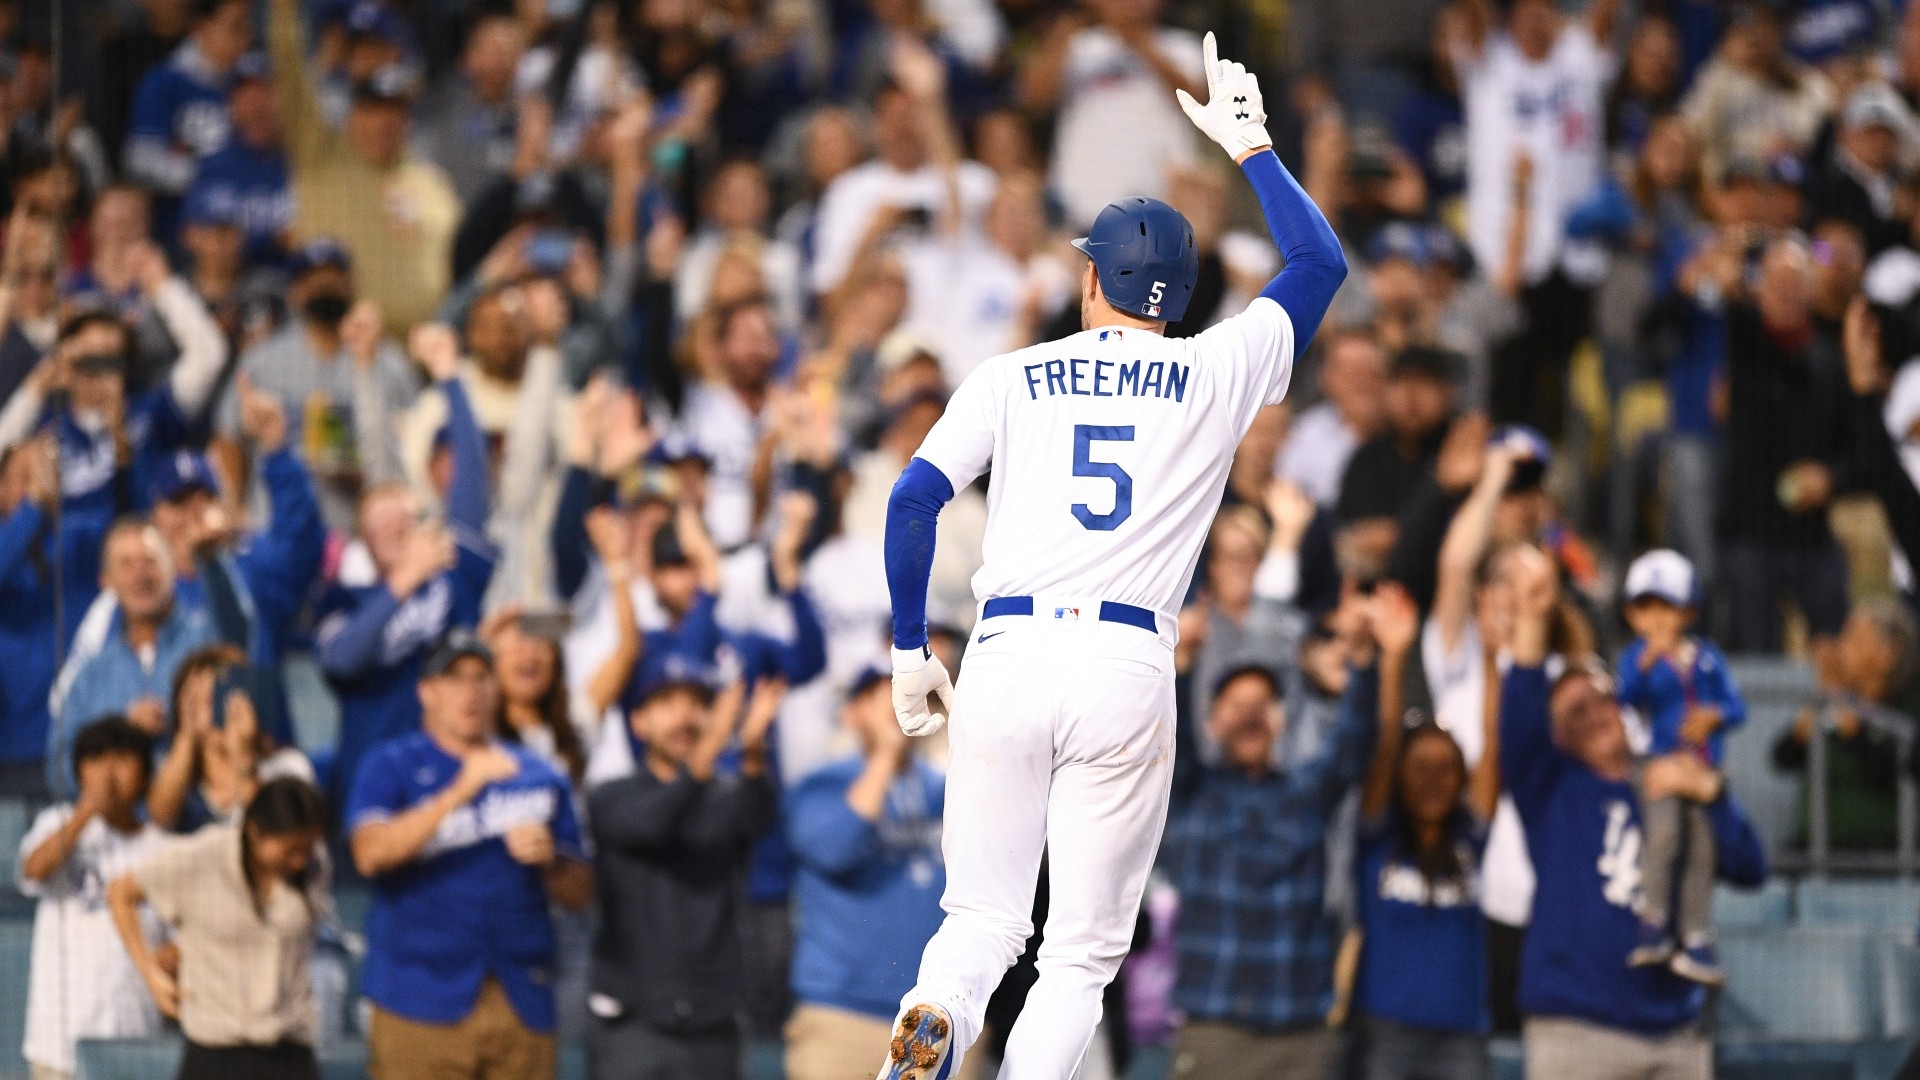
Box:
left=980, top=595, right=1157, bottom=633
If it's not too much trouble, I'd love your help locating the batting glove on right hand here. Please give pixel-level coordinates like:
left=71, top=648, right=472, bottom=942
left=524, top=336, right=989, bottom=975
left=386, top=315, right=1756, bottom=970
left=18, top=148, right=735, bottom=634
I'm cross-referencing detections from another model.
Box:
left=1176, top=32, right=1271, bottom=160
left=891, top=645, right=955, bottom=737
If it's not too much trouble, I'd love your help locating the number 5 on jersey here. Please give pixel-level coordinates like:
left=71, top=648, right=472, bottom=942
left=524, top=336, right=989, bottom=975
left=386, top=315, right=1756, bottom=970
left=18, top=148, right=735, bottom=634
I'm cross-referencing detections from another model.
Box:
left=1072, top=424, right=1134, bottom=531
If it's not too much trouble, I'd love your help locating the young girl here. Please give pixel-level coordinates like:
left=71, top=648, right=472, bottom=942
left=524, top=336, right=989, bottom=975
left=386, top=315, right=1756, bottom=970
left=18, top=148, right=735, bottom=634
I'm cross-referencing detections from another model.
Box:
left=1353, top=583, right=1502, bottom=1080
left=109, top=778, right=331, bottom=1080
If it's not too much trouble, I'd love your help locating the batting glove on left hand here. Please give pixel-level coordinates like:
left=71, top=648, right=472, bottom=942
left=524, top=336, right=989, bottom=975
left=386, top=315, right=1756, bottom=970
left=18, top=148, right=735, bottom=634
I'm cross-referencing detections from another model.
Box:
left=891, top=645, right=955, bottom=737
left=1176, top=32, right=1271, bottom=159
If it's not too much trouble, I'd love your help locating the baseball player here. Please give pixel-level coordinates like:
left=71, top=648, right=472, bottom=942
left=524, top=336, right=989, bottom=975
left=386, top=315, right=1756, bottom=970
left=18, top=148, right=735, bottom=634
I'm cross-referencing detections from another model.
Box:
left=878, top=33, right=1347, bottom=1080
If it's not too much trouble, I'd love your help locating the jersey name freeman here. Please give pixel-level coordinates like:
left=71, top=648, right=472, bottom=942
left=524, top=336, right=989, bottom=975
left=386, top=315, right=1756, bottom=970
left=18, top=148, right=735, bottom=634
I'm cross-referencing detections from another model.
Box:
left=1022, top=358, right=1192, bottom=403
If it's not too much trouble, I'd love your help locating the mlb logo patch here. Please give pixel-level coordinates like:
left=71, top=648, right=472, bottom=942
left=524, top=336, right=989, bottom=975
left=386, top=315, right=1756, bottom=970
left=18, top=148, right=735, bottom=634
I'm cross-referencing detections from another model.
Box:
left=1144, top=304, right=1160, bottom=317
left=1099, top=329, right=1123, bottom=342
left=1052, top=606, right=1082, bottom=622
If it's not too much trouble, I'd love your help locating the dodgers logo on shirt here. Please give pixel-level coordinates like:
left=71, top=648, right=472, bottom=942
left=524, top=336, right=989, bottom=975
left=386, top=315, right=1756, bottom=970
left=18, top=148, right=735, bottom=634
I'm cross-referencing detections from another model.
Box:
left=421, top=785, right=558, bottom=859
left=1597, top=799, right=1644, bottom=911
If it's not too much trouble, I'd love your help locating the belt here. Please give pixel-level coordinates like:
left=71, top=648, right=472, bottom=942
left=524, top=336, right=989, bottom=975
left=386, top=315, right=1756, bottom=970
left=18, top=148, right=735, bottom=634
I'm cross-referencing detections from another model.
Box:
left=980, top=596, right=1159, bottom=634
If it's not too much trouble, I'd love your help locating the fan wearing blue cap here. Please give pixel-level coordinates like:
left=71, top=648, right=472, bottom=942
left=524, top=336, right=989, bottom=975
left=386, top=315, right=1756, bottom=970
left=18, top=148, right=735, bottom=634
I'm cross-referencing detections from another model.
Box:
left=183, top=51, right=294, bottom=265
left=783, top=665, right=951, bottom=1076
left=147, top=380, right=325, bottom=745
left=1615, top=547, right=1747, bottom=987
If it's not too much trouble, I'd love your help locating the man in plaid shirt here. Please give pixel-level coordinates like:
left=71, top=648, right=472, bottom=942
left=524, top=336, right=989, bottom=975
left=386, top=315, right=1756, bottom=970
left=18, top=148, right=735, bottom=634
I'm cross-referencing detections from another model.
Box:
left=1165, top=656, right=1378, bottom=1080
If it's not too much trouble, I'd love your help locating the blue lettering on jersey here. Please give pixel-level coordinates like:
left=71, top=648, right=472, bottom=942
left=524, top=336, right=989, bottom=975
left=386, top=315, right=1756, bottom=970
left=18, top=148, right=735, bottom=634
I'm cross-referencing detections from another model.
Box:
left=1022, top=359, right=1190, bottom=402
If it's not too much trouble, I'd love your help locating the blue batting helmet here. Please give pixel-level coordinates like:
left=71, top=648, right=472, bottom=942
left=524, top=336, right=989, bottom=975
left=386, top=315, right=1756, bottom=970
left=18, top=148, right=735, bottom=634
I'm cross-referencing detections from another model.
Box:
left=1071, top=197, right=1199, bottom=323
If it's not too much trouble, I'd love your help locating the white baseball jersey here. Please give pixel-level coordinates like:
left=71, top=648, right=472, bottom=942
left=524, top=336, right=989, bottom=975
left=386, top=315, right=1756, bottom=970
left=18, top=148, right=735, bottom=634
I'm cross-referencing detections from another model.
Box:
left=912, top=296, right=1296, bottom=617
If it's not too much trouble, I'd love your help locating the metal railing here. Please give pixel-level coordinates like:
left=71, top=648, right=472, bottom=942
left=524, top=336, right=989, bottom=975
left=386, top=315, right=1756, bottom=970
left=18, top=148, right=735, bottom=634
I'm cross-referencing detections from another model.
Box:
left=1789, top=692, right=1918, bottom=880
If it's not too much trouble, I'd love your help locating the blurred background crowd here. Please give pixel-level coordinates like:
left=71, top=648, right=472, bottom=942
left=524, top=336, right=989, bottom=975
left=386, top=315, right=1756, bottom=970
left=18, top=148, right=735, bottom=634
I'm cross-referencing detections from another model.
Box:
left=9, top=0, right=1920, bottom=1076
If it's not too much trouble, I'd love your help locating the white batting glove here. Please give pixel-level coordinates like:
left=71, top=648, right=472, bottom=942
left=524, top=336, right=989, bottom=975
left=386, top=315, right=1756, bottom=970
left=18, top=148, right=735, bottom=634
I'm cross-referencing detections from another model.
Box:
left=1176, top=32, right=1271, bottom=159
left=891, top=645, right=955, bottom=737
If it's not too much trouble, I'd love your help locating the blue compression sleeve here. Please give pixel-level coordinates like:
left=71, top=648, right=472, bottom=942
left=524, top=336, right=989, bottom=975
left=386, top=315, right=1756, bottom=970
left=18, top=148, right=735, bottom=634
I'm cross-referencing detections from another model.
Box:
left=885, top=457, right=956, bottom=650
left=1242, top=149, right=1348, bottom=357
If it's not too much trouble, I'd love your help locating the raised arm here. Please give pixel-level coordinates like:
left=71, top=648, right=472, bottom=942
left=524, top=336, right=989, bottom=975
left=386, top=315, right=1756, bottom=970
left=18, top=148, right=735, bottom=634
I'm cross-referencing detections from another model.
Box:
left=1178, top=33, right=1348, bottom=357
left=413, top=326, right=490, bottom=540
left=1499, top=545, right=1563, bottom=818
left=1361, top=583, right=1419, bottom=821
left=266, top=0, right=330, bottom=166
left=143, top=249, right=228, bottom=419
left=1433, top=437, right=1515, bottom=655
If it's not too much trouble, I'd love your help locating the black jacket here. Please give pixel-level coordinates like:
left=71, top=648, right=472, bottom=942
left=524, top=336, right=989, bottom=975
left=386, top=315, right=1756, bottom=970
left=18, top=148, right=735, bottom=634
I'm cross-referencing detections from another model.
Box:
left=588, top=766, right=778, bottom=1033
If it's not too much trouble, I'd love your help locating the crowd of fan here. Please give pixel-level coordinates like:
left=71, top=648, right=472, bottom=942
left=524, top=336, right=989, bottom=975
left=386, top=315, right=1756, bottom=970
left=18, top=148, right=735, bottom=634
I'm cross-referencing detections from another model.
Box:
left=7, top=0, right=1920, bottom=1077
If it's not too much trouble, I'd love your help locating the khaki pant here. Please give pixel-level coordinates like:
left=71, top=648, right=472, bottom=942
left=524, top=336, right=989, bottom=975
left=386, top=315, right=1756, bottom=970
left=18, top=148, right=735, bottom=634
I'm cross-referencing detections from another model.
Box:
left=368, top=978, right=557, bottom=1080
left=1170, top=1021, right=1336, bottom=1080
left=30, top=1065, right=69, bottom=1080
left=784, top=1003, right=985, bottom=1080
left=1523, top=1016, right=1710, bottom=1080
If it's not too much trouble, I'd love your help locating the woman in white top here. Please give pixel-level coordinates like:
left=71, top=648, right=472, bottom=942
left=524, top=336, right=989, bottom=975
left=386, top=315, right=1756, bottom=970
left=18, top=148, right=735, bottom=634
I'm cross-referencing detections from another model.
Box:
left=149, top=645, right=316, bottom=834
left=1423, top=435, right=1594, bottom=952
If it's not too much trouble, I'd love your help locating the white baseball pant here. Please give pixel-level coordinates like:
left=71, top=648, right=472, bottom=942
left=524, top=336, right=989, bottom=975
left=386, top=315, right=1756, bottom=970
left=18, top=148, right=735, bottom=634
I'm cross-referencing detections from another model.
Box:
left=895, top=600, right=1176, bottom=1080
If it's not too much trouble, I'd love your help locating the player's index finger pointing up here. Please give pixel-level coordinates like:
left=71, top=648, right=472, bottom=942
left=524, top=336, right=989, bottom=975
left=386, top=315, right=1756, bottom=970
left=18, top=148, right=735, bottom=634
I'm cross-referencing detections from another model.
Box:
left=1202, top=31, right=1219, bottom=92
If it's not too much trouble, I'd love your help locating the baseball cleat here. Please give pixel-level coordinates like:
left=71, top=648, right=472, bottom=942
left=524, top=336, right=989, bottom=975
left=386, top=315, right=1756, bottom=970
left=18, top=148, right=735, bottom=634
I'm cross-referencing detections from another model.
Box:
left=881, top=1003, right=953, bottom=1080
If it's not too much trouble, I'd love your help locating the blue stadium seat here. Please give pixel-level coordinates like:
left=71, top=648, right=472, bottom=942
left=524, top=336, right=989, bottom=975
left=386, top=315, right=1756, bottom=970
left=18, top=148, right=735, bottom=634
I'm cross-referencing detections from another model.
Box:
left=1877, top=934, right=1920, bottom=1041
left=1718, top=926, right=1880, bottom=1041
left=0, top=919, right=31, bottom=1080
left=1716, top=879, right=1795, bottom=927
left=0, top=799, right=29, bottom=876
left=75, top=1037, right=180, bottom=1080
left=1857, top=1039, right=1915, bottom=1080
left=1715, top=1041, right=1855, bottom=1080
left=77, top=1038, right=369, bottom=1080
left=1799, top=879, right=1920, bottom=928
left=1490, top=1036, right=1523, bottom=1080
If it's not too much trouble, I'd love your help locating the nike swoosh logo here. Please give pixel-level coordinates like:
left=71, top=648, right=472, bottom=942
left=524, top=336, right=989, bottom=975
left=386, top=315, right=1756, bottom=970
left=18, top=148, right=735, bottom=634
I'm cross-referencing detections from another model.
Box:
left=976, top=630, right=1006, bottom=644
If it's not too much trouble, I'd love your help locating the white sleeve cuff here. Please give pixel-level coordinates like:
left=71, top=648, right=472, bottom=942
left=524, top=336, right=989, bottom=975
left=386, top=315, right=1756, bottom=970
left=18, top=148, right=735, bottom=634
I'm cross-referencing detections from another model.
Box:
left=1253, top=549, right=1299, bottom=603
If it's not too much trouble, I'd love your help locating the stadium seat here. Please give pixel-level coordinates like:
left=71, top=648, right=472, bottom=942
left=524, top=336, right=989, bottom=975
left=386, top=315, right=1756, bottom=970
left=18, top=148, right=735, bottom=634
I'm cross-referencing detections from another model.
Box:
left=0, top=800, right=31, bottom=919
left=1799, top=879, right=1920, bottom=928
left=1722, top=659, right=1820, bottom=854
left=1856, top=1039, right=1915, bottom=1080
left=1877, top=934, right=1920, bottom=1041
left=1716, top=879, right=1795, bottom=927
left=76, top=1038, right=370, bottom=1080
left=1718, top=926, right=1880, bottom=1041
left=0, top=919, right=30, bottom=1080
left=1490, top=1036, right=1523, bottom=1080
left=1715, top=1041, right=1855, bottom=1080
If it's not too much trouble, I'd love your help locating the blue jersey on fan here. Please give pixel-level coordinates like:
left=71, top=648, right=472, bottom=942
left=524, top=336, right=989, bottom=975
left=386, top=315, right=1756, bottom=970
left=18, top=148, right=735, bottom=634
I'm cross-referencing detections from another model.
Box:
left=1500, top=666, right=1767, bottom=1034
left=1354, top=810, right=1491, bottom=1033
left=314, top=378, right=495, bottom=809
left=346, top=732, right=584, bottom=1031
left=187, top=138, right=294, bottom=262
left=127, top=39, right=235, bottom=236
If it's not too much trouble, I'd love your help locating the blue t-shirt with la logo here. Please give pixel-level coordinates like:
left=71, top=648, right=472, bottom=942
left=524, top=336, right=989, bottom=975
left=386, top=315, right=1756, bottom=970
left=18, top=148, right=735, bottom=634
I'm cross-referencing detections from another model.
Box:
left=346, top=733, right=584, bottom=1031
left=1354, top=810, right=1490, bottom=1033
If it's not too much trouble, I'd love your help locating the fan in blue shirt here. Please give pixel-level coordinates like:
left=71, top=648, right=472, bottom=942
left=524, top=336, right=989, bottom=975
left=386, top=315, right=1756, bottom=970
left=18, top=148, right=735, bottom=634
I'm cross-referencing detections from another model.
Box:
left=126, top=0, right=254, bottom=240
left=0, top=294, right=228, bottom=533
left=184, top=52, right=293, bottom=265
left=786, top=669, right=947, bottom=1036
left=1499, top=548, right=1764, bottom=1059
left=0, top=443, right=112, bottom=794
left=315, top=330, right=496, bottom=813
left=1614, top=548, right=1747, bottom=985
left=347, top=632, right=592, bottom=1045
left=1351, top=583, right=1499, bottom=1080
left=146, top=381, right=325, bottom=747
